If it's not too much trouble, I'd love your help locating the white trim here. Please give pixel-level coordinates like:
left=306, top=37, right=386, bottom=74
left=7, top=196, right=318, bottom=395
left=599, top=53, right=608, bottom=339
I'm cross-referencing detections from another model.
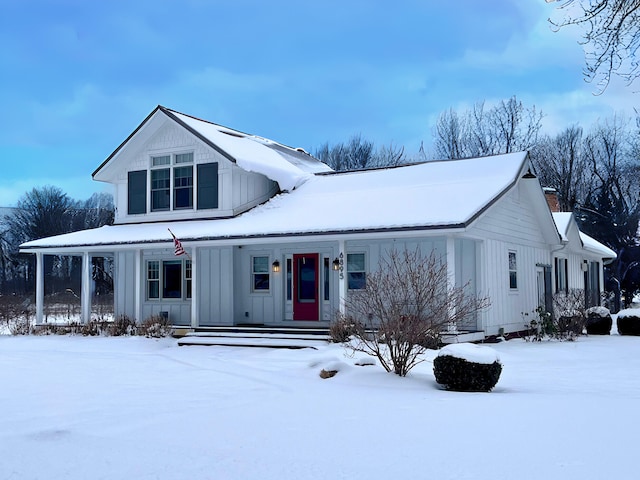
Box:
left=190, top=247, right=198, bottom=328
left=81, top=252, right=91, bottom=324
left=35, top=252, right=44, bottom=325
left=20, top=227, right=468, bottom=256
left=338, top=239, right=346, bottom=316
left=134, top=249, right=142, bottom=323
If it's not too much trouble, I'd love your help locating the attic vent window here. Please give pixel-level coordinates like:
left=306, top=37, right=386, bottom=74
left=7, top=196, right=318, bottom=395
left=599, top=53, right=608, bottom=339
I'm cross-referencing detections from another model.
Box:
left=219, top=130, right=245, bottom=138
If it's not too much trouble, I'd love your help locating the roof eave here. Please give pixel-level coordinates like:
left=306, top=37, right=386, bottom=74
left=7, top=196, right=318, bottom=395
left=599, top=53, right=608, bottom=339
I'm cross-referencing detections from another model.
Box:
left=19, top=222, right=468, bottom=253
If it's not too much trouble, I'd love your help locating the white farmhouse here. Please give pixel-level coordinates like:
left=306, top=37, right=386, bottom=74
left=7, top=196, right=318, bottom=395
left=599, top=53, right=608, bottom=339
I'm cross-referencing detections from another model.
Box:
left=20, top=106, right=615, bottom=340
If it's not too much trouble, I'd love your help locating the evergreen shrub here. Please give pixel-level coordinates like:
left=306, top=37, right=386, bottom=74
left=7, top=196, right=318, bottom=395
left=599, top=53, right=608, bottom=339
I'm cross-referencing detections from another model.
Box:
left=585, top=307, right=612, bottom=335
left=433, top=344, right=502, bottom=392
left=617, top=310, right=640, bottom=336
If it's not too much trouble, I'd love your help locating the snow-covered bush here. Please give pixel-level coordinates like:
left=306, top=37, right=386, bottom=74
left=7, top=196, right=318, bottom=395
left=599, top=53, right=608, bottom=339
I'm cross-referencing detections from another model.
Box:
left=617, top=309, right=640, bottom=336
left=585, top=306, right=612, bottom=335
left=138, top=315, right=171, bottom=338
left=433, top=343, right=502, bottom=392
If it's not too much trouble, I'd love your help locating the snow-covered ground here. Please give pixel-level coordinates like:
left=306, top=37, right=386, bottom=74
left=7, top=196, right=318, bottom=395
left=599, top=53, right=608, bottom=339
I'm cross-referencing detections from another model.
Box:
left=1, top=333, right=639, bottom=480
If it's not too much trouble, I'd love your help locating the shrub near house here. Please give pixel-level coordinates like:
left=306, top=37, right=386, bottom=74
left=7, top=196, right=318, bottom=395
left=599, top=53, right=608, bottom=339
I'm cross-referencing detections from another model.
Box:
left=617, top=309, right=640, bottom=336
left=433, top=343, right=502, bottom=392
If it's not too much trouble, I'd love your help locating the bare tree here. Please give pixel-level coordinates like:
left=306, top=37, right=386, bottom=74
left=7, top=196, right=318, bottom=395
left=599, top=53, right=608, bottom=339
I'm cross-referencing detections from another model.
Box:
left=433, top=97, right=542, bottom=159
left=315, top=135, right=406, bottom=171
left=434, top=108, right=467, bottom=159
left=341, top=248, right=490, bottom=376
left=548, top=0, right=640, bottom=93
left=2, top=187, right=115, bottom=295
left=577, top=116, right=640, bottom=250
left=530, top=125, right=592, bottom=211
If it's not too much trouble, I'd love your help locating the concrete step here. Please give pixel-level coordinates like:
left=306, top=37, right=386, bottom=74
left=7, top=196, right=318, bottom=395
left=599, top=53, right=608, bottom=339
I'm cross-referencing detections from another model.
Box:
left=177, top=326, right=331, bottom=349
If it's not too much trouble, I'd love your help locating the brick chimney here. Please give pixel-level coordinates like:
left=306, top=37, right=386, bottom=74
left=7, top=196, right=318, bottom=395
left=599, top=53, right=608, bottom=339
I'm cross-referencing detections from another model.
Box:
left=543, top=187, right=560, bottom=212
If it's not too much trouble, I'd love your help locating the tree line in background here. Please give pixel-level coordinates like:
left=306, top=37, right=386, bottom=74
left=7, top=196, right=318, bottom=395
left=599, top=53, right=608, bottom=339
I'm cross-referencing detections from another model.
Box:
left=1, top=95, right=639, bottom=303
left=0, top=187, right=114, bottom=295
left=316, top=95, right=640, bottom=304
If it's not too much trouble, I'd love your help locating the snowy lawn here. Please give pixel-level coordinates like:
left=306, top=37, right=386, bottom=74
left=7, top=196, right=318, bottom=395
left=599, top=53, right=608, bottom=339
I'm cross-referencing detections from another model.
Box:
left=1, top=333, right=639, bottom=480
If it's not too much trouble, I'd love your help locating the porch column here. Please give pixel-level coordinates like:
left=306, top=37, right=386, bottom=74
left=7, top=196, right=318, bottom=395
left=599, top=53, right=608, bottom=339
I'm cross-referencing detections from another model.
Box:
left=446, top=237, right=457, bottom=330
left=134, top=249, right=142, bottom=323
left=338, top=239, right=347, bottom=316
left=190, top=246, right=198, bottom=328
left=446, top=237, right=456, bottom=290
left=81, top=252, right=91, bottom=324
left=35, top=252, right=44, bottom=325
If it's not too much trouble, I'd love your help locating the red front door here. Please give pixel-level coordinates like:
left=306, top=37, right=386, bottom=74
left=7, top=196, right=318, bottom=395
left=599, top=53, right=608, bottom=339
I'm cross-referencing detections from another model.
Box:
left=293, top=253, right=319, bottom=321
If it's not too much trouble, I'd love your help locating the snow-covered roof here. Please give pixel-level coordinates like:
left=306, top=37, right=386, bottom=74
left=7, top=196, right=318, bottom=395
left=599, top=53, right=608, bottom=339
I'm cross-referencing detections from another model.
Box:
left=580, top=232, right=616, bottom=258
left=552, top=212, right=572, bottom=242
left=93, top=106, right=333, bottom=192
left=552, top=212, right=616, bottom=259
left=22, top=152, right=530, bottom=250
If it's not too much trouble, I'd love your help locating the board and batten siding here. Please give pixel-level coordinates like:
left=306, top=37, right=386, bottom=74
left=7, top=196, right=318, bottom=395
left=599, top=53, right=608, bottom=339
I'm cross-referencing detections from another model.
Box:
left=233, top=242, right=340, bottom=325
left=346, top=237, right=479, bottom=330
left=466, top=186, right=553, bottom=336
left=115, top=251, right=137, bottom=321
left=197, top=246, right=234, bottom=326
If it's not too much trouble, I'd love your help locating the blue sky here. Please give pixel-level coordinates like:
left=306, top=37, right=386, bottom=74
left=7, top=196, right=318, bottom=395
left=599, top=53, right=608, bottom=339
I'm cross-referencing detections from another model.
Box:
left=0, top=0, right=636, bottom=206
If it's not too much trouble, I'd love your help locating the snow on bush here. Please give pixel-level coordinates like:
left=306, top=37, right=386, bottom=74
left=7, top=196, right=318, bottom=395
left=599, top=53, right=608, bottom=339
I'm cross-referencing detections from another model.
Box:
left=438, top=343, right=500, bottom=364
left=433, top=343, right=502, bottom=392
left=587, top=306, right=610, bottom=318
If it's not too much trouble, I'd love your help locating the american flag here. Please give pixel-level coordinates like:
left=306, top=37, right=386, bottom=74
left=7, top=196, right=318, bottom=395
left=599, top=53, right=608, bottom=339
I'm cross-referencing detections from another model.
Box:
left=168, top=229, right=186, bottom=256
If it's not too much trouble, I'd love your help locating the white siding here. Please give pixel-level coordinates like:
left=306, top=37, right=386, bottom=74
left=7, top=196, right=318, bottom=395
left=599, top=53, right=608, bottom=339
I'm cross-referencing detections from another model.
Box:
left=198, top=247, right=234, bottom=325
left=233, top=242, right=340, bottom=326
left=115, top=251, right=136, bottom=320
left=112, top=121, right=278, bottom=224
left=467, top=187, right=552, bottom=336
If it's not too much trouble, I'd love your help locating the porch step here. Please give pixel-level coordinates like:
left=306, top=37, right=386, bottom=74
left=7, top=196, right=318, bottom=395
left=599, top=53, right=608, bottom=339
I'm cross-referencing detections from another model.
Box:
left=177, top=326, right=330, bottom=349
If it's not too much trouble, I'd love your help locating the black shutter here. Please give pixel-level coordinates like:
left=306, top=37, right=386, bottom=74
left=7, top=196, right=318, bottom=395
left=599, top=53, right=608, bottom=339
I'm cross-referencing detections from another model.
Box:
left=128, top=170, right=147, bottom=215
left=197, top=163, right=218, bottom=209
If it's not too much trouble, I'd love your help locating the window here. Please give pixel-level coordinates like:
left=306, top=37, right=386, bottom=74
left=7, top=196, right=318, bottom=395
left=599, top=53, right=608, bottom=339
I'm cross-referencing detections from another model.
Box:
left=175, top=152, right=193, bottom=164
left=147, top=261, right=160, bottom=299
left=185, top=259, right=192, bottom=299
left=174, top=166, right=193, bottom=209
left=252, top=256, right=270, bottom=292
left=151, top=155, right=170, bottom=166
left=149, top=152, right=194, bottom=212
left=128, top=155, right=218, bottom=215
left=323, top=257, right=330, bottom=301
left=151, top=168, right=170, bottom=211
left=286, top=258, right=292, bottom=301
left=555, top=257, right=568, bottom=293
left=163, top=261, right=182, bottom=298
left=146, top=259, right=191, bottom=300
left=347, top=253, right=366, bottom=290
left=508, top=251, right=518, bottom=289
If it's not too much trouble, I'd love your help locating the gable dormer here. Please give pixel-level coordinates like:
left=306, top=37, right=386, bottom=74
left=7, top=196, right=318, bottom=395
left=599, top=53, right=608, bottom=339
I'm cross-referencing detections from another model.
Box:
left=92, top=106, right=332, bottom=225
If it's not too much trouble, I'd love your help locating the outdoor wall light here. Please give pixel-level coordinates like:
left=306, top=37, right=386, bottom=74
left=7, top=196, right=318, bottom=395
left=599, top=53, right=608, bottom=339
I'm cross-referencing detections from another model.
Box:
left=272, top=260, right=280, bottom=273
left=332, top=258, right=340, bottom=271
